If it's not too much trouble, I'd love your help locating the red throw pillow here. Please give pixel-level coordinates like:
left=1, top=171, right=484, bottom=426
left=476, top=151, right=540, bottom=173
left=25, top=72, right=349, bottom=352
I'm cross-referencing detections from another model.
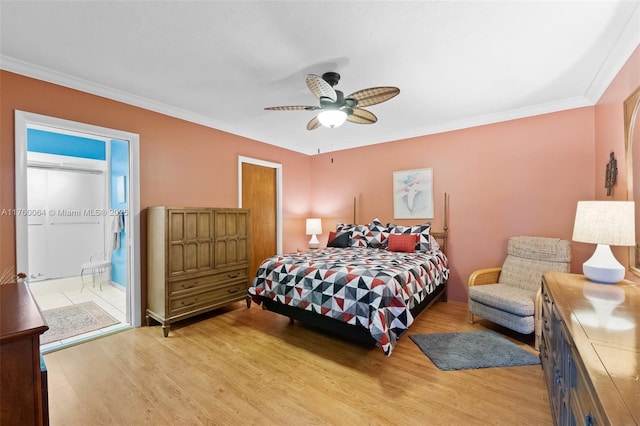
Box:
left=387, top=234, right=418, bottom=253
left=327, top=231, right=337, bottom=245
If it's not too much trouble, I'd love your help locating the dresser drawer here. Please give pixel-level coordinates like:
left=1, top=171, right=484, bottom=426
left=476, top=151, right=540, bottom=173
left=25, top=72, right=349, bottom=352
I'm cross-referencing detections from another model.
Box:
left=571, top=351, right=604, bottom=426
left=541, top=302, right=552, bottom=345
left=169, top=280, right=246, bottom=316
left=169, top=267, right=247, bottom=295
left=539, top=338, right=553, bottom=390
left=541, top=283, right=553, bottom=353
left=541, top=282, right=553, bottom=320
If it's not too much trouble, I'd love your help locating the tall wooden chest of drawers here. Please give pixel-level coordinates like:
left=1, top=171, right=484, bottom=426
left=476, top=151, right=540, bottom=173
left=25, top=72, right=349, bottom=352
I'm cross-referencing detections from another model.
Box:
left=146, top=207, right=250, bottom=336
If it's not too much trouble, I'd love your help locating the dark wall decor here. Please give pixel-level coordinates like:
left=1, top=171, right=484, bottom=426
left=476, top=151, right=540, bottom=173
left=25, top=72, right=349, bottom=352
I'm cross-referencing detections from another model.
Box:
left=605, top=151, right=617, bottom=196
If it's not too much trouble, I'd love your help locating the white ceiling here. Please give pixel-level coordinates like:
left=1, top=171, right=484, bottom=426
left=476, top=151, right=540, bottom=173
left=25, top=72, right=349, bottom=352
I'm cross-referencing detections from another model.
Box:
left=1, top=1, right=639, bottom=155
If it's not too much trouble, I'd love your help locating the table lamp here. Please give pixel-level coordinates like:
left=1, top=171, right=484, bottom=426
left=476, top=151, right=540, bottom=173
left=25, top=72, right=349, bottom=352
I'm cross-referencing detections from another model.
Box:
left=306, top=218, right=322, bottom=249
left=572, top=200, right=635, bottom=284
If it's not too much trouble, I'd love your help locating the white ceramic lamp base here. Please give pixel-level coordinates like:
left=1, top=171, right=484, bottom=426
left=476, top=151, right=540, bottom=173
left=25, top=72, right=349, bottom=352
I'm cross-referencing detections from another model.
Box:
left=308, top=234, right=320, bottom=249
left=582, top=244, right=625, bottom=284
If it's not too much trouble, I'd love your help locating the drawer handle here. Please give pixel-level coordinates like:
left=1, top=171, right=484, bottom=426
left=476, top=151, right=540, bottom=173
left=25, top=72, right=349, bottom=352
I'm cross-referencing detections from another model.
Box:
left=182, top=281, right=197, bottom=289
left=181, top=298, right=196, bottom=306
left=227, top=288, right=240, bottom=294
left=586, top=412, right=594, bottom=426
left=227, top=272, right=240, bottom=278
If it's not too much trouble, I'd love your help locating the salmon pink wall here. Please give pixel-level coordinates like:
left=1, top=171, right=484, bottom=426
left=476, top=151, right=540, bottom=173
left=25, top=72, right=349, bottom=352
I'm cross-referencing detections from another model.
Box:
left=311, top=108, right=595, bottom=302
left=594, top=44, right=640, bottom=284
left=0, top=71, right=312, bottom=321
left=2, top=42, right=638, bottom=313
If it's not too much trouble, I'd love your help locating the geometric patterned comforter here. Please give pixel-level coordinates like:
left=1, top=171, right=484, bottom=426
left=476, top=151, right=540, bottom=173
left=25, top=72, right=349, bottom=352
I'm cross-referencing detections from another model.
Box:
left=248, top=247, right=449, bottom=356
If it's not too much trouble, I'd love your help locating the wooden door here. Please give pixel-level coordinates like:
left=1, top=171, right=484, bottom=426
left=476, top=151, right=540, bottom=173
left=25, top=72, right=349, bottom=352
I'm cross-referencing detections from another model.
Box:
left=242, top=163, right=277, bottom=279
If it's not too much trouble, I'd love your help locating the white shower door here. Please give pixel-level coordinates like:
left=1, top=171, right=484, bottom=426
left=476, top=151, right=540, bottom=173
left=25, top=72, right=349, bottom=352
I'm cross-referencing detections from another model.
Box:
left=27, top=166, right=106, bottom=281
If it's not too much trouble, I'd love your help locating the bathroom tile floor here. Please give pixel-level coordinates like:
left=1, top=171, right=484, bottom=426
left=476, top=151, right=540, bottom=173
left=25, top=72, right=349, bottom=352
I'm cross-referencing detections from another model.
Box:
left=29, top=276, right=130, bottom=353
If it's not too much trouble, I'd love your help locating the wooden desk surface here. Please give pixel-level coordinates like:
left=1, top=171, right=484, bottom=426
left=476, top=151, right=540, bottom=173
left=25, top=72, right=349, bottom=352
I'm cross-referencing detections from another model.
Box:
left=543, top=272, right=639, bottom=425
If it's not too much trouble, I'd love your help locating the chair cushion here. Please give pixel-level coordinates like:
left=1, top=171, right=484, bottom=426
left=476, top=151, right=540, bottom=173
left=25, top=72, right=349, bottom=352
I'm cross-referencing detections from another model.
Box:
left=507, top=236, right=571, bottom=262
left=499, top=237, right=571, bottom=292
left=468, top=283, right=535, bottom=317
left=468, top=299, right=535, bottom=334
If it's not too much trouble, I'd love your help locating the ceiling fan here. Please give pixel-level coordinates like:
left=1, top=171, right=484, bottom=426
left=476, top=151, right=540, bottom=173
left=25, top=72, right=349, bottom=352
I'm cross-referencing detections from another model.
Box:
left=264, top=72, right=400, bottom=130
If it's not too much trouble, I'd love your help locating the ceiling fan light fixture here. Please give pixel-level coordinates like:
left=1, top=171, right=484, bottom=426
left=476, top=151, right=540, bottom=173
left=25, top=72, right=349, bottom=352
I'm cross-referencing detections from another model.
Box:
left=264, top=72, right=399, bottom=130
left=317, top=109, right=347, bottom=128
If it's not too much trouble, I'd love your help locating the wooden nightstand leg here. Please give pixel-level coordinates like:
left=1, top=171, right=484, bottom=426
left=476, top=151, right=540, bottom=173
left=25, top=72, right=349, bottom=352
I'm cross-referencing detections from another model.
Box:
left=162, top=325, right=170, bottom=338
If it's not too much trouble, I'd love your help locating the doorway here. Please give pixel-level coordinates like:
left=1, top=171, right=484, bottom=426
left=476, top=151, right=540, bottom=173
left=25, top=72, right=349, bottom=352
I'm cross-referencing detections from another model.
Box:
left=238, top=156, right=282, bottom=278
left=14, top=111, right=142, bottom=351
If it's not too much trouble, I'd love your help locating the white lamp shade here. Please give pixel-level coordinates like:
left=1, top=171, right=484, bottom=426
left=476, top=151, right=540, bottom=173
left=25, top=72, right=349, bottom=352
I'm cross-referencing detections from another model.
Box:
left=317, top=110, right=347, bottom=128
left=306, top=218, right=322, bottom=235
left=572, top=201, right=635, bottom=246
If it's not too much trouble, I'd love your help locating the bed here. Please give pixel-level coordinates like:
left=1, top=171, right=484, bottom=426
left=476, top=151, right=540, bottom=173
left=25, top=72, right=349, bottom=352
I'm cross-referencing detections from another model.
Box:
left=247, top=197, right=450, bottom=356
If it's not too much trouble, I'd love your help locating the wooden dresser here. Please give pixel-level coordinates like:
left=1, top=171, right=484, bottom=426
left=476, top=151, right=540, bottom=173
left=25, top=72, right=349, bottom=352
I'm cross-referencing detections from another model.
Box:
left=540, top=272, right=639, bottom=425
left=146, top=207, right=250, bottom=336
left=0, top=282, right=49, bottom=426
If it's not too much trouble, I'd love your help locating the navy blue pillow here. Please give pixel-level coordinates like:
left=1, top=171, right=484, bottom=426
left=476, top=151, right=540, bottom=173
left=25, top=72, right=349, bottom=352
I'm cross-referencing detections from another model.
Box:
left=327, top=230, right=351, bottom=248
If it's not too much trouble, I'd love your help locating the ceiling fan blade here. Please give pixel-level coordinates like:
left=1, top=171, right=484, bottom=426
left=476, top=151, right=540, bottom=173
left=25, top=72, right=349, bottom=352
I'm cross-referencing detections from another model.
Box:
left=307, top=116, right=321, bottom=130
left=264, top=105, right=319, bottom=111
left=346, top=87, right=400, bottom=107
left=347, top=108, right=378, bottom=124
left=306, top=74, right=337, bottom=102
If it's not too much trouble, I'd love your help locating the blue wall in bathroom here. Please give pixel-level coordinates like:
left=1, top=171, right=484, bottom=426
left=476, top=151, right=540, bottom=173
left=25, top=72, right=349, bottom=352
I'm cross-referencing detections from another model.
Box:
left=27, top=128, right=106, bottom=160
left=109, top=139, right=129, bottom=288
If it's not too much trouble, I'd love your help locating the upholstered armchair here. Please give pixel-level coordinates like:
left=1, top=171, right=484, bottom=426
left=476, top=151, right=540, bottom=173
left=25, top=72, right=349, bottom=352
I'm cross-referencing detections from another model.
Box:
left=468, top=236, right=571, bottom=350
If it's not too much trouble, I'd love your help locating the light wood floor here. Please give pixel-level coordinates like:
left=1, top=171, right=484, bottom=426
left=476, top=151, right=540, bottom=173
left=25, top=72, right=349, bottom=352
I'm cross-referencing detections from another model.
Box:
left=44, top=300, right=552, bottom=426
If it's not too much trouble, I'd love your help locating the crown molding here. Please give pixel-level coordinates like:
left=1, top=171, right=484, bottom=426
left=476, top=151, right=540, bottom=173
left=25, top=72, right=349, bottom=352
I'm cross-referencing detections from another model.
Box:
left=3, top=1, right=639, bottom=159
left=585, top=1, right=640, bottom=104
left=1, top=55, right=235, bottom=133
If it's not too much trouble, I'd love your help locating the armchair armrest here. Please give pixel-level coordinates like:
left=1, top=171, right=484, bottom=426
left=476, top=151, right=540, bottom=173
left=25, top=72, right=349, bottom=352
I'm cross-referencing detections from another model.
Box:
left=468, top=267, right=502, bottom=287
left=467, top=267, right=502, bottom=324
left=534, top=288, right=542, bottom=351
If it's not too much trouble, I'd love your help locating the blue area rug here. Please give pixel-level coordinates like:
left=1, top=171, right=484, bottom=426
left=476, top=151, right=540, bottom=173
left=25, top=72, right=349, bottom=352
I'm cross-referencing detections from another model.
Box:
left=409, top=330, right=540, bottom=371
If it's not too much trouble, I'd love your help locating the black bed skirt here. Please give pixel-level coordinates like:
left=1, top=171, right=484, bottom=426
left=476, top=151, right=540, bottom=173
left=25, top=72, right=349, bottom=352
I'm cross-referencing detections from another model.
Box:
left=258, top=281, right=447, bottom=347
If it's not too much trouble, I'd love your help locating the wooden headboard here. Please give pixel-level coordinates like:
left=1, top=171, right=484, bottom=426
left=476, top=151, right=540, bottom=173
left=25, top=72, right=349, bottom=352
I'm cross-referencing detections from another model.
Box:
left=431, top=192, right=449, bottom=256
left=351, top=192, right=449, bottom=255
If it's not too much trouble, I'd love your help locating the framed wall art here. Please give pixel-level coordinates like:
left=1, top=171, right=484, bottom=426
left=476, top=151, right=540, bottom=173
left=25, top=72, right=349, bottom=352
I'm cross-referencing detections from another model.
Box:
left=393, top=168, right=434, bottom=219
